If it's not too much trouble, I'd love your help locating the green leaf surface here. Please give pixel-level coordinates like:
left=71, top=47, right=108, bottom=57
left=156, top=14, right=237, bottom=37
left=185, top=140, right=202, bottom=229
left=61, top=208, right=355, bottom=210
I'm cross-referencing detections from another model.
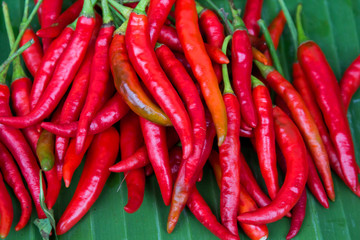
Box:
left=1, top=0, right=360, bottom=239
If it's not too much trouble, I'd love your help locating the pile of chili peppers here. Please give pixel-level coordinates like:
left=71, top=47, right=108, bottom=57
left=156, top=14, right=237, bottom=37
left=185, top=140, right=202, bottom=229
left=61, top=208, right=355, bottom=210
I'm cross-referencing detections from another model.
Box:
left=0, top=0, right=359, bottom=239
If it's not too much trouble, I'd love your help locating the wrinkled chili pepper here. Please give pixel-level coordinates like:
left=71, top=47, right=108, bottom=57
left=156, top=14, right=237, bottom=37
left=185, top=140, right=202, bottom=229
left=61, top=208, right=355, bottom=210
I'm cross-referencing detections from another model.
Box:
left=243, top=0, right=263, bottom=36
left=0, top=0, right=96, bottom=128
left=36, top=0, right=84, bottom=38
left=251, top=76, right=278, bottom=200
left=120, top=112, right=145, bottom=213
left=147, top=0, right=176, bottom=46
left=217, top=35, right=241, bottom=236
left=76, top=0, right=115, bottom=154
left=140, top=118, right=172, bottom=205
left=238, top=106, right=308, bottom=224
left=109, top=27, right=171, bottom=126
left=229, top=3, right=257, bottom=128
left=126, top=0, right=193, bottom=159
left=255, top=60, right=334, bottom=200
left=56, top=127, right=119, bottom=235
left=36, top=129, right=55, bottom=171
left=175, top=0, right=227, bottom=147
left=41, top=92, right=129, bottom=137
left=340, top=54, right=360, bottom=111
left=0, top=142, right=32, bottom=231
left=296, top=5, right=357, bottom=192
left=0, top=172, right=13, bottom=239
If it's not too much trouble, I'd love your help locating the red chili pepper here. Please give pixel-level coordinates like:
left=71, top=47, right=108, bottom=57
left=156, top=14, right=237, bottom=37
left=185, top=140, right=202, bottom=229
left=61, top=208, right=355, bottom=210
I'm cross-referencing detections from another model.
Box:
left=238, top=106, right=308, bottom=224
left=243, top=0, right=263, bottom=36
left=204, top=43, right=230, bottom=64
left=252, top=76, right=279, bottom=200
left=0, top=0, right=96, bottom=128
left=340, top=54, right=360, bottom=111
left=40, top=0, right=63, bottom=51
left=120, top=112, right=145, bottom=213
left=175, top=0, right=227, bottom=146
left=19, top=28, right=43, bottom=77
left=56, top=127, right=119, bottom=235
left=275, top=96, right=329, bottom=208
left=41, top=92, right=129, bottom=137
left=292, top=63, right=337, bottom=200
left=109, top=32, right=171, bottom=126
left=230, top=9, right=257, bottom=128
left=240, top=128, right=253, bottom=138
left=255, top=60, right=334, bottom=200
left=145, top=164, right=154, bottom=176
left=0, top=142, right=32, bottom=231
left=217, top=35, right=241, bottom=236
left=126, top=1, right=193, bottom=159
left=296, top=5, right=357, bottom=191
left=110, top=124, right=179, bottom=173
left=36, top=0, right=84, bottom=38
left=140, top=117, right=172, bottom=205
left=76, top=0, right=115, bottom=154
left=147, top=0, right=176, bottom=46
left=0, top=172, right=13, bottom=238
left=208, top=150, right=268, bottom=240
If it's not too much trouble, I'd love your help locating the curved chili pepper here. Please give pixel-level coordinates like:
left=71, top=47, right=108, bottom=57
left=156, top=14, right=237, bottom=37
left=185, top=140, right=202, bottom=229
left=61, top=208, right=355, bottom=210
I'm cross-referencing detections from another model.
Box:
left=120, top=112, right=145, bottom=213
left=56, top=127, right=119, bottom=235
left=296, top=5, right=357, bottom=192
left=230, top=8, right=257, bottom=128
left=0, top=0, right=95, bottom=128
left=204, top=44, right=230, bottom=64
left=76, top=0, right=115, bottom=154
left=217, top=35, right=241, bottom=236
left=175, top=0, right=227, bottom=146
left=126, top=1, right=193, bottom=159
left=252, top=76, right=278, bottom=200
left=109, top=34, right=171, bottom=126
left=275, top=96, right=329, bottom=208
left=19, top=28, right=43, bottom=77
left=243, top=0, right=263, bottom=36
left=208, top=150, right=268, bottom=240
left=36, top=0, right=84, bottom=38
left=36, top=129, right=55, bottom=171
left=147, top=0, right=176, bottom=46
left=0, top=142, right=32, bottom=231
left=41, top=92, right=129, bottom=137
left=255, top=60, right=334, bottom=200
left=0, top=172, right=13, bottom=238
left=140, top=117, right=172, bottom=205
left=340, top=54, right=360, bottom=111
left=238, top=106, right=308, bottom=224
left=292, top=63, right=337, bottom=200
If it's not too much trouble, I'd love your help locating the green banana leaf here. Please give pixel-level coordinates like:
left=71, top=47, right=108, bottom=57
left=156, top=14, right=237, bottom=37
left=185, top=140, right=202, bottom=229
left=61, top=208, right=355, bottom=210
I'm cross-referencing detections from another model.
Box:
left=1, top=0, right=360, bottom=239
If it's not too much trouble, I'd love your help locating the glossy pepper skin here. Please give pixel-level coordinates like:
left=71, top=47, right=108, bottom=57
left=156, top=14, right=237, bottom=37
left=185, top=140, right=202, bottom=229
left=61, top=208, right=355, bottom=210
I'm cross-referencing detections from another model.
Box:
left=340, top=54, right=360, bottom=111
left=292, top=63, right=336, bottom=200
left=252, top=79, right=278, bottom=200
left=120, top=113, right=145, bottom=213
left=56, top=127, right=119, bottom=235
left=175, top=0, right=227, bottom=146
left=0, top=1, right=96, bottom=128
left=0, top=142, right=32, bottom=231
left=238, top=106, right=308, bottom=225
left=41, top=92, right=129, bottom=137
left=255, top=61, right=334, bottom=200
left=0, top=172, right=13, bottom=239
left=19, top=28, right=43, bottom=77
left=140, top=118, right=173, bottom=206
left=36, top=0, right=84, bottom=38
left=126, top=4, right=193, bottom=159
left=243, top=0, right=264, bottom=36
left=298, top=42, right=358, bottom=192
left=147, top=0, right=176, bottom=46
left=109, top=34, right=171, bottom=126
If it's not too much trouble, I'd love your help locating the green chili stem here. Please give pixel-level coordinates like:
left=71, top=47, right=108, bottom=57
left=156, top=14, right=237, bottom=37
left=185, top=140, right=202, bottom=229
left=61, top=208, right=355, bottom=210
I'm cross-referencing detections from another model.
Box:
left=195, top=2, right=204, bottom=14
left=109, top=0, right=132, bottom=19
left=221, top=35, right=234, bottom=95
left=296, top=4, right=308, bottom=44
left=254, top=60, right=275, bottom=79
left=258, top=19, right=284, bottom=76
left=133, top=0, right=150, bottom=15
left=228, top=0, right=245, bottom=30
left=251, top=75, right=265, bottom=88
left=20, top=0, right=30, bottom=30
left=278, top=0, right=298, bottom=54
left=102, top=0, right=114, bottom=24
